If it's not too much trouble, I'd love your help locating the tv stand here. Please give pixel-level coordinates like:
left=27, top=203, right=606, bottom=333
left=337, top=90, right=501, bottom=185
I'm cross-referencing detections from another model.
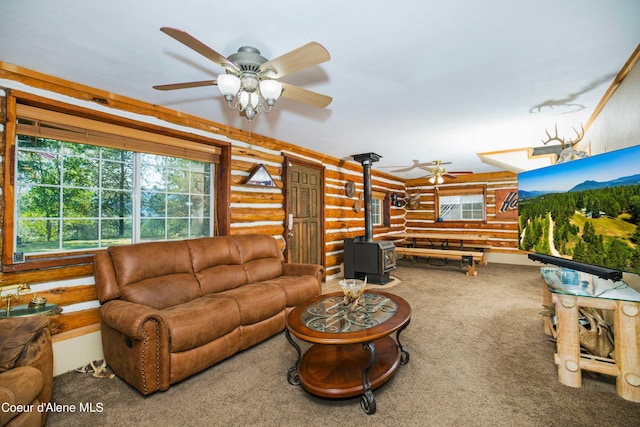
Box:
left=540, top=266, right=640, bottom=402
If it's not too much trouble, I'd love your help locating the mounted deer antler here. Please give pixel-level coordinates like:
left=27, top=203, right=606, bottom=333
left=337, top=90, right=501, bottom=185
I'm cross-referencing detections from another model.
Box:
left=541, top=123, right=585, bottom=150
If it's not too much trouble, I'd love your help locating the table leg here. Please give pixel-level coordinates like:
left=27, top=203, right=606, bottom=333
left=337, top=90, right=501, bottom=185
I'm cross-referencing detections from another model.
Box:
left=360, top=341, right=377, bottom=415
left=614, top=301, right=640, bottom=402
left=285, top=329, right=301, bottom=385
left=554, top=295, right=582, bottom=388
left=397, top=321, right=410, bottom=365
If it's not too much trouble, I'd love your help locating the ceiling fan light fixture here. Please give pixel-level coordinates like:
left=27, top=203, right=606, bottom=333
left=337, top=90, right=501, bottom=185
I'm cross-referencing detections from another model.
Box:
left=259, top=80, right=283, bottom=106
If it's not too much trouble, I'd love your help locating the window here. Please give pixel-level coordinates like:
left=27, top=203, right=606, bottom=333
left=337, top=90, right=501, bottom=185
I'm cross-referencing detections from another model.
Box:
left=437, top=188, right=485, bottom=221
left=371, top=197, right=381, bottom=226
left=11, top=104, right=220, bottom=259
left=15, top=135, right=213, bottom=255
left=371, top=191, right=388, bottom=227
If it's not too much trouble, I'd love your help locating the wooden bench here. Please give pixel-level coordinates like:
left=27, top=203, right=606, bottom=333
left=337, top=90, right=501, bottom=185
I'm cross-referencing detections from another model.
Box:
left=402, top=238, right=492, bottom=253
left=395, top=246, right=485, bottom=276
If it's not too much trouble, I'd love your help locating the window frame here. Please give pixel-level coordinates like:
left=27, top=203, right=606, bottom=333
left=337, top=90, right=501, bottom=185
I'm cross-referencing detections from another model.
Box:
left=2, top=93, right=231, bottom=272
left=371, top=190, right=390, bottom=228
left=435, top=185, right=487, bottom=223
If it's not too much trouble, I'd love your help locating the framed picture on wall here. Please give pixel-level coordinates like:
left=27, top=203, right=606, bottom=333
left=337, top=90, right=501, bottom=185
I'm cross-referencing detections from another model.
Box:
left=244, top=164, right=277, bottom=187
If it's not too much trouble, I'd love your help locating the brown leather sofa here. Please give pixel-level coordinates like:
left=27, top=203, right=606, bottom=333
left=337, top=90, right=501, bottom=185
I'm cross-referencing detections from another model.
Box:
left=0, top=317, right=53, bottom=427
left=94, top=234, right=324, bottom=395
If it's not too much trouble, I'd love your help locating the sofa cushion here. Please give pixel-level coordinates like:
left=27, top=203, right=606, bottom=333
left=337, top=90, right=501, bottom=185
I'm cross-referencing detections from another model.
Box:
left=108, top=240, right=200, bottom=309
left=233, top=234, right=284, bottom=282
left=186, top=237, right=247, bottom=293
left=210, top=283, right=286, bottom=325
left=162, top=297, right=240, bottom=353
left=259, top=275, right=321, bottom=307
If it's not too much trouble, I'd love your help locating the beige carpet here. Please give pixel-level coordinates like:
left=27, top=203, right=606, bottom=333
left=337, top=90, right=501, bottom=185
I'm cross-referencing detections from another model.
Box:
left=47, top=260, right=640, bottom=426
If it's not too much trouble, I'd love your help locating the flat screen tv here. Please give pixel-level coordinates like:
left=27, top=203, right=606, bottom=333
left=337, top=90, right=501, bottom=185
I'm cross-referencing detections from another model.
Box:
left=518, top=144, right=640, bottom=281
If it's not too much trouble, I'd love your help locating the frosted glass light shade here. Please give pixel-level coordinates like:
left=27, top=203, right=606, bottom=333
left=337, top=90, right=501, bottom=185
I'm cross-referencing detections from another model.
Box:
left=217, top=74, right=241, bottom=98
left=259, top=80, right=283, bottom=106
left=239, top=91, right=259, bottom=109
left=429, top=175, right=444, bottom=184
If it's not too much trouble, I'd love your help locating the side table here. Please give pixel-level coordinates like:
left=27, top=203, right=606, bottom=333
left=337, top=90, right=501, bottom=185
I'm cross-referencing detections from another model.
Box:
left=0, top=303, right=61, bottom=318
left=540, top=266, right=640, bottom=402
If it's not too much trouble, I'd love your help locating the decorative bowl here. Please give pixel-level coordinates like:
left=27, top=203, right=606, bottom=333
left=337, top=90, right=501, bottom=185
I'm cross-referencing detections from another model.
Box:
left=339, top=278, right=367, bottom=308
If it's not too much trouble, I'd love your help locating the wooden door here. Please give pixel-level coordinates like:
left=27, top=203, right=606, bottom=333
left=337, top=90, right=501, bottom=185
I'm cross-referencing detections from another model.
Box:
left=286, top=160, right=323, bottom=265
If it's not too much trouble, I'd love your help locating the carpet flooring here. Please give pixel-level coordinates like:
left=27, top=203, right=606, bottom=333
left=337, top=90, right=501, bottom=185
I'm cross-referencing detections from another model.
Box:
left=47, top=261, right=640, bottom=426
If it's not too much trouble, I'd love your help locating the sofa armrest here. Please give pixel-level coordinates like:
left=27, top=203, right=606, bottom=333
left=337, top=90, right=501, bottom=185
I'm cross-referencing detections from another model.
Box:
left=100, top=299, right=171, bottom=395
left=282, top=263, right=325, bottom=282
left=0, top=366, right=44, bottom=427
left=100, top=300, right=167, bottom=340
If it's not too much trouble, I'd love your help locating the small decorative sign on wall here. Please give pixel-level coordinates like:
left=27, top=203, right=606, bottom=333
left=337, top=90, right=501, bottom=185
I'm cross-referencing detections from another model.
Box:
left=244, top=164, right=277, bottom=187
left=495, top=189, right=518, bottom=219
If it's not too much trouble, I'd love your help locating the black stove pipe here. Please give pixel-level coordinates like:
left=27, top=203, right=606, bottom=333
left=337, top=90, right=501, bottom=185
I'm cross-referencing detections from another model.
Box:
left=351, top=153, right=381, bottom=242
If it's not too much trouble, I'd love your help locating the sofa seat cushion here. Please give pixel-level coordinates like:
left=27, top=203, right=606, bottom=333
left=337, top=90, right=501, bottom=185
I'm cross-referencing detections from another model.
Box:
left=210, top=283, right=286, bottom=325
left=162, top=297, right=240, bottom=353
left=259, top=275, right=320, bottom=307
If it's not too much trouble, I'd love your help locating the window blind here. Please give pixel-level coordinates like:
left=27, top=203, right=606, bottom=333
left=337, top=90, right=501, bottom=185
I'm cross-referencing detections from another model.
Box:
left=16, top=104, right=220, bottom=163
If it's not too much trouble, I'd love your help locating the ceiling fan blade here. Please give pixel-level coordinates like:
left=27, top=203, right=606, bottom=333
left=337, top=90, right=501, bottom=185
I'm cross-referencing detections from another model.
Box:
left=280, top=82, right=332, bottom=108
left=391, top=166, right=418, bottom=173
left=153, top=80, right=217, bottom=91
left=160, top=27, right=240, bottom=72
left=260, top=42, right=330, bottom=78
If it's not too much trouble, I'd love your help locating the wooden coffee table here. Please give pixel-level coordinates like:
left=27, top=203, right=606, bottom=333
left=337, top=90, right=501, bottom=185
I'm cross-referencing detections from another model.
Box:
left=285, top=291, right=411, bottom=414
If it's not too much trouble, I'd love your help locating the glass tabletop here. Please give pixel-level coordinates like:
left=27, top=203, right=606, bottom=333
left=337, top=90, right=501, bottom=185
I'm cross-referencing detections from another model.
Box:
left=0, top=303, right=60, bottom=318
left=300, top=292, right=398, bottom=333
left=540, top=266, right=640, bottom=303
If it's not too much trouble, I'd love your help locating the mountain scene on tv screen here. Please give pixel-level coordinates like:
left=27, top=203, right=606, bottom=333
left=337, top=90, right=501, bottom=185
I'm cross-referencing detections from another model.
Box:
left=519, top=167, right=640, bottom=275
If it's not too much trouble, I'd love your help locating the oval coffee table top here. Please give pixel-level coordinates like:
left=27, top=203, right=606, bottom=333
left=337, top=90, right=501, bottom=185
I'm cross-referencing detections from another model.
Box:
left=286, top=291, right=411, bottom=345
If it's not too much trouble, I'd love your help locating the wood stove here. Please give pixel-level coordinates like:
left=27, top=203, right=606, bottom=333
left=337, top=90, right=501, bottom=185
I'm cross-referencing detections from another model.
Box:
left=343, top=153, right=396, bottom=284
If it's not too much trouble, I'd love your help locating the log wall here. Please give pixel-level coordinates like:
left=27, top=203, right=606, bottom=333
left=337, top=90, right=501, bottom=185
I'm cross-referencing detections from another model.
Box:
left=0, top=65, right=405, bottom=341
left=404, top=171, right=520, bottom=251
left=0, top=64, right=518, bottom=342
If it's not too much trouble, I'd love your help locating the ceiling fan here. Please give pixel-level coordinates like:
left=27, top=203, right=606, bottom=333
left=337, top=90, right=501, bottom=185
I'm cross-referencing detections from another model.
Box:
left=153, top=27, right=332, bottom=121
left=390, top=160, right=471, bottom=183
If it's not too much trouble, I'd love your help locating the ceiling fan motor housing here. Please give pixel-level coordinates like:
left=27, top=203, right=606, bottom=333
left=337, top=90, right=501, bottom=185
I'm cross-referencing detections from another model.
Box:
left=227, top=46, right=268, bottom=73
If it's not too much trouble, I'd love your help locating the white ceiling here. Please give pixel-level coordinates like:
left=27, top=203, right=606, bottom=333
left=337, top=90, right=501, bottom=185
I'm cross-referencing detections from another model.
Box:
left=1, top=0, right=639, bottom=178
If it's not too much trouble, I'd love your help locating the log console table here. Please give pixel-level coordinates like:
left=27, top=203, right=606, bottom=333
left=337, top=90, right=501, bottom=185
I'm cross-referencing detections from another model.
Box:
left=540, top=266, right=640, bottom=402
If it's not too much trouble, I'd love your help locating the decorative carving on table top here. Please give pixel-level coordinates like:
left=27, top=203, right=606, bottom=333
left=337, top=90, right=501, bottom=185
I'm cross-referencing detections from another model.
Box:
left=300, top=293, right=398, bottom=333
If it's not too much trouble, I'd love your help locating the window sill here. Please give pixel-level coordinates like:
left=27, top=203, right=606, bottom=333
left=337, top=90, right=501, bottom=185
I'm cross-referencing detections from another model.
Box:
left=2, top=253, right=96, bottom=272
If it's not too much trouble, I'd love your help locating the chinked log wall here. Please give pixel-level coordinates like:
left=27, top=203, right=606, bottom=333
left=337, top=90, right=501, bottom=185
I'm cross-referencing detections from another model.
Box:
left=230, top=143, right=406, bottom=278
left=0, top=64, right=404, bottom=341
left=403, top=171, right=520, bottom=252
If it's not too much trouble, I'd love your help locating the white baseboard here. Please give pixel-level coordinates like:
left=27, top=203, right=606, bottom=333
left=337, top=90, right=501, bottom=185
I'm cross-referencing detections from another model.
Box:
left=52, top=330, right=104, bottom=376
